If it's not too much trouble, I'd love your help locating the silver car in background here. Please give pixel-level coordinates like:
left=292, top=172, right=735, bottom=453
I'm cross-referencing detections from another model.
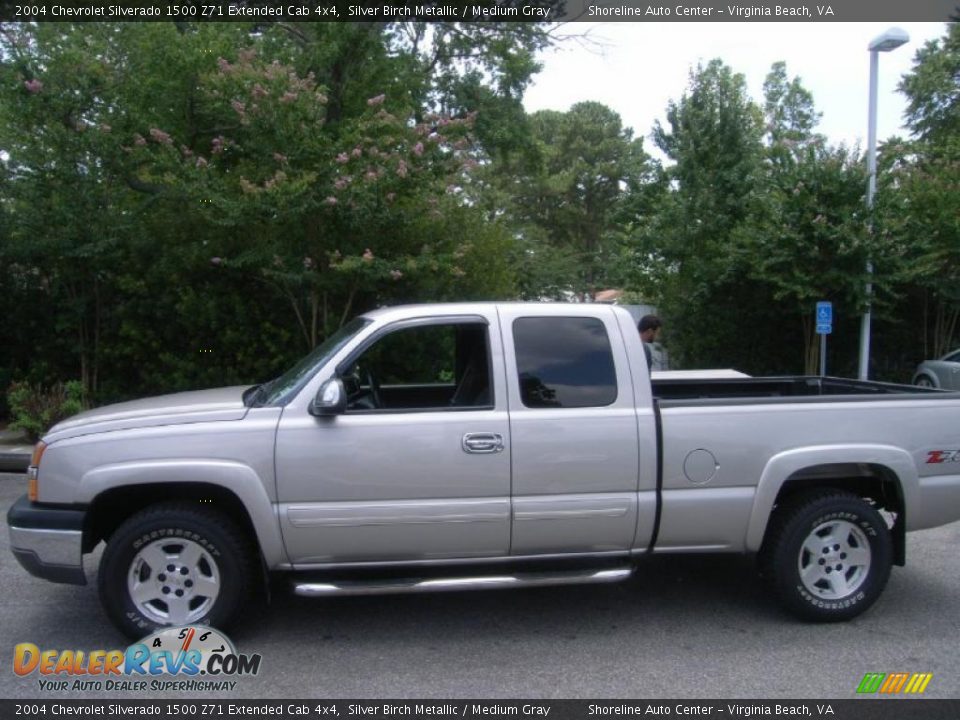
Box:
left=913, top=349, right=960, bottom=389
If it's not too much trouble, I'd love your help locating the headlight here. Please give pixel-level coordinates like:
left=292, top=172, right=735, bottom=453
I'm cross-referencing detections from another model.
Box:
left=27, top=441, right=46, bottom=502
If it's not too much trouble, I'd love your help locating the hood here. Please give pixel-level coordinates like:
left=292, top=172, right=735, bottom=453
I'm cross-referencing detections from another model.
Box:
left=45, top=386, right=252, bottom=443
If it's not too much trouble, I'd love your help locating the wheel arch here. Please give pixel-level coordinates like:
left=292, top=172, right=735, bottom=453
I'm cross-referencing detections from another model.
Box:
left=79, top=460, right=286, bottom=567
left=745, top=446, right=916, bottom=566
left=913, top=371, right=940, bottom=388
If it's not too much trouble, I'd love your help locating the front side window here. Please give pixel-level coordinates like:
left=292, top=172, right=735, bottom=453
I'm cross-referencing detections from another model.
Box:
left=513, top=317, right=617, bottom=408
left=344, top=322, right=492, bottom=412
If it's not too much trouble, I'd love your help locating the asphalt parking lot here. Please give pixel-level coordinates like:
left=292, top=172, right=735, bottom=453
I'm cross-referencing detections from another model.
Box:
left=1, top=471, right=958, bottom=700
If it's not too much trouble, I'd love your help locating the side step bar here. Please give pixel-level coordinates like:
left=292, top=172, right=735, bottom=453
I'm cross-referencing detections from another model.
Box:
left=292, top=567, right=632, bottom=598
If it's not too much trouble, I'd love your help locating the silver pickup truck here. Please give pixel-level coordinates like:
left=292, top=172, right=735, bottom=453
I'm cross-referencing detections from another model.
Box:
left=8, top=303, right=960, bottom=637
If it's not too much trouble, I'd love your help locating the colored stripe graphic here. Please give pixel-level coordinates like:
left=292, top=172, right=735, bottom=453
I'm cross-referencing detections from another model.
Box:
left=857, top=672, right=932, bottom=694
left=880, top=672, right=909, bottom=693
left=904, top=674, right=933, bottom=694
left=857, top=673, right=885, bottom=693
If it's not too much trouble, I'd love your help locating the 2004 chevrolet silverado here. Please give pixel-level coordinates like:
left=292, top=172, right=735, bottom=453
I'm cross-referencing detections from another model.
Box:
left=8, top=303, right=960, bottom=637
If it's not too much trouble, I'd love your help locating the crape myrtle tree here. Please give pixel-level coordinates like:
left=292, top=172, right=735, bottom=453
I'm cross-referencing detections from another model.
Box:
left=0, top=20, right=550, bottom=403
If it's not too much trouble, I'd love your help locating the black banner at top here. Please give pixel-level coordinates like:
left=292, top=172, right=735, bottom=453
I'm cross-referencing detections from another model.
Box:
left=0, top=0, right=957, bottom=22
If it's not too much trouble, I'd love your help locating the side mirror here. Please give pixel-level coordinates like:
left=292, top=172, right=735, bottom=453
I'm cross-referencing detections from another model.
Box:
left=309, top=378, right=347, bottom=416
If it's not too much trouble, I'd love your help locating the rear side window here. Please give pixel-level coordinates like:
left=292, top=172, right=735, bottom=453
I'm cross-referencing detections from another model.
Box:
left=513, top=317, right=617, bottom=408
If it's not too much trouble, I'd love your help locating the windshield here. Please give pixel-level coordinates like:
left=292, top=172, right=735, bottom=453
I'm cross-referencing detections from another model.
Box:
left=258, top=317, right=371, bottom=405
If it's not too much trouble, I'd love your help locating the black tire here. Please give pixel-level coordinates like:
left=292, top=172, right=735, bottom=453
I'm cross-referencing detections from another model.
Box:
left=98, top=502, right=254, bottom=639
left=761, top=491, right=892, bottom=622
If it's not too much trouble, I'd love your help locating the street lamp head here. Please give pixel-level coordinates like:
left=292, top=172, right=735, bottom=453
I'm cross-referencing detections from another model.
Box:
left=868, top=27, right=909, bottom=53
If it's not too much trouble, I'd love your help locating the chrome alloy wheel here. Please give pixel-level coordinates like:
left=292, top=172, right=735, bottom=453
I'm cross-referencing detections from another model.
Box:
left=127, top=538, right=221, bottom=625
left=798, top=519, right=872, bottom=600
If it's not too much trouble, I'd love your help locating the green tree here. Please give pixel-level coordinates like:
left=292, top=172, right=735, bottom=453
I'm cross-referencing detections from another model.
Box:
left=511, top=102, right=653, bottom=299
left=640, top=60, right=766, bottom=369
left=883, top=24, right=960, bottom=359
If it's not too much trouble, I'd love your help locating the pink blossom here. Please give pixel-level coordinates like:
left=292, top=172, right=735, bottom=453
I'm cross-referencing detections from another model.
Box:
left=324, top=196, right=338, bottom=205
left=180, top=145, right=193, bottom=158
left=351, top=146, right=363, bottom=158
left=280, top=92, right=298, bottom=103
left=217, top=57, right=233, bottom=73
left=396, top=160, right=408, bottom=178
left=210, top=257, right=223, bottom=266
left=252, top=84, right=268, bottom=99
left=362, top=249, right=374, bottom=262
left=303, top=257, right=315, bottom=269
left=239, top=178, right=258, bottom=194
left=149, top=128, right=173, bottom=145
left=413, top=142, right=424, bottom=156
left=368, top=147, right=380, bottom=158
left=231, top=99, right=246, bottom=116
left=336, top=152, right=350, bottom=164
left=390, top=270, right=403, bottom=280
left=315, top=93, right=328, bottom=103
left=364, top=170, right=379, bottom=182
left=133, top=134, right=147, bottom=147
left=237, top=48, right=256, bottom=64
left=386, top=192, right=396, bottom=202
left=273, top=152, right=288, bottom=164
left=211, top=136, right=226, bottom=154
left=334, top=176, right=351, bottom=190
left=195, top=156, right=208, bottom=168
left=366, top=94, right=386, bottom=107
left=24, top=79, right=43, bottom=94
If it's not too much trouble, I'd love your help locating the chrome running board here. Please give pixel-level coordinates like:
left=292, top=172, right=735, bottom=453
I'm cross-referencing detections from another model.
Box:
left=292, top=567, right=632, bottom=597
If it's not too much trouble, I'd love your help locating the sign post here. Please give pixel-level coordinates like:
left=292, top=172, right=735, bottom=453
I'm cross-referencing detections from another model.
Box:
left=816, top=301, right=833, bottom=376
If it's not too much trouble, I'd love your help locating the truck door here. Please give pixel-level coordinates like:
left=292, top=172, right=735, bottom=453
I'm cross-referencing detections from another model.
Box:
left=274, top=311, right=511, bottom=564
left=498, top=306, right=651, bottom=555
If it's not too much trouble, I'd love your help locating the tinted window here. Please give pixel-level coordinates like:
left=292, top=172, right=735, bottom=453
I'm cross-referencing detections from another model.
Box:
left=943, top=351, right=960, bottom=364
left=513, top=317, right=617, bottom=408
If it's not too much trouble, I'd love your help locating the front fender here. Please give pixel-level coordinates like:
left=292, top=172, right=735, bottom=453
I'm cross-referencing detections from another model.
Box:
left=744, top=444, right=917, bottom=552
left=79, top=459, right=287, bottom=566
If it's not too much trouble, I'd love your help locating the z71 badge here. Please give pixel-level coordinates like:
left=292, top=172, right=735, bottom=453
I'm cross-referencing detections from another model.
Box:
left=926, top=450, right=960, bottom=464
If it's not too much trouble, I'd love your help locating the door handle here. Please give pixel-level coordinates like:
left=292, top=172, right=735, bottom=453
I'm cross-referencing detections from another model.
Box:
left=462, top=433, right=504, bottom=454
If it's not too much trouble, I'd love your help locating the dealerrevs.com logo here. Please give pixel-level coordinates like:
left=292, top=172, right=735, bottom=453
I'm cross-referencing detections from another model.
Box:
left=14, top=625, right=262, bottom=692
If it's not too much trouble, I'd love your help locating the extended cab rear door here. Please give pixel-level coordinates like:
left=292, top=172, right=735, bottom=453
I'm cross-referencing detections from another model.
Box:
left=498, top=305, right=656, bottom=555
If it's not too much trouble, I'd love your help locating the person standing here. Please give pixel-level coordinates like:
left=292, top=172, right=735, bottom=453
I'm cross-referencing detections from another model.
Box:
left=638, top=315, right=662, bottom=370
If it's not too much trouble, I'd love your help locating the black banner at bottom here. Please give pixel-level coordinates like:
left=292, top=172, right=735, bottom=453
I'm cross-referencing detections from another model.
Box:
left=3, top=700, right=960, bottom=720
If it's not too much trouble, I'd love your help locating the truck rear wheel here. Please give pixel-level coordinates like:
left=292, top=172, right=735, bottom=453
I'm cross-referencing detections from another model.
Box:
left=98, top=503, right=253, bottom=638
left=762, top=491, right=892, bottom=621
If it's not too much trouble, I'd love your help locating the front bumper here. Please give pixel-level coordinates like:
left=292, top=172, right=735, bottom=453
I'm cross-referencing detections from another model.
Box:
left=7, top=494, right=87, bottom=585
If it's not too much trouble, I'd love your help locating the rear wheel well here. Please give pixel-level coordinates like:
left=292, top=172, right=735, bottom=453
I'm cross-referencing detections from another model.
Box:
left=767, top=464, right=905, bottom=566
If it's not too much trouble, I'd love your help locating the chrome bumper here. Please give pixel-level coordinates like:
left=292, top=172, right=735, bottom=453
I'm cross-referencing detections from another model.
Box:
left=7, top=495, right=87, bottom=585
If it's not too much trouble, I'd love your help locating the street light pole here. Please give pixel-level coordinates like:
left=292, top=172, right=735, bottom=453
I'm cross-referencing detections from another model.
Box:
left=859, top=27, right=909, bottom=381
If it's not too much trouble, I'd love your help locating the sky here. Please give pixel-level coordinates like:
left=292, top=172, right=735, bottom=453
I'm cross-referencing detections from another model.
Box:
left=524, top=22, right=949, bottom=157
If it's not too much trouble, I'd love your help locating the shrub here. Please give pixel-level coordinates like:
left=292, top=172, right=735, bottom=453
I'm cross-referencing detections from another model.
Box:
left=6, top=381, right=86, bottom=442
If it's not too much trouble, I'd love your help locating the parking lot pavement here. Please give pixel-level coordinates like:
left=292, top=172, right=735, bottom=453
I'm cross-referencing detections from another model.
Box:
left=1, top=471, right=959, bottom=700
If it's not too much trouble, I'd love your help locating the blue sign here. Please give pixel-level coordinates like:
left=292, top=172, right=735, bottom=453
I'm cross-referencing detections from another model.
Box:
left=816, top=301, right=833, bottom=324
left=816, top=301, right=832, bottom=335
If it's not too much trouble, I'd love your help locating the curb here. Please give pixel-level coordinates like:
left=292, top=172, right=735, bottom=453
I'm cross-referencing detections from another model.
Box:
left=0, top=449, right=30, bottom=473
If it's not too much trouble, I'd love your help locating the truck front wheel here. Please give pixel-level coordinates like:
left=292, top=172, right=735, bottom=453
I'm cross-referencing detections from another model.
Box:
left=762, top=491, right=892, bottom=621
left=98, top=503, right=253, bottom=638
